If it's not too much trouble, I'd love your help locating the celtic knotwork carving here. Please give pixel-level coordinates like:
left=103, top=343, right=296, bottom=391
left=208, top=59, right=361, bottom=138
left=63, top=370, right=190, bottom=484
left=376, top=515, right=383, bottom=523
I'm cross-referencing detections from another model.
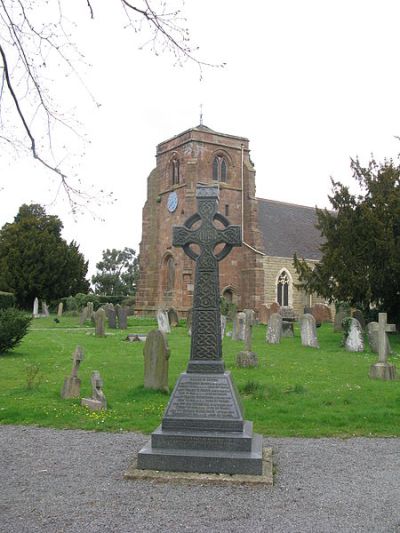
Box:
left=172, top=185, right=241, bottom=372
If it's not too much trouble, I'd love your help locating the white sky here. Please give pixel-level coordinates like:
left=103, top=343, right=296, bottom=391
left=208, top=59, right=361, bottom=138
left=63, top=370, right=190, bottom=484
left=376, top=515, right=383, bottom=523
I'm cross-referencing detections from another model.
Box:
left=1, top=0, right=400, bottom=279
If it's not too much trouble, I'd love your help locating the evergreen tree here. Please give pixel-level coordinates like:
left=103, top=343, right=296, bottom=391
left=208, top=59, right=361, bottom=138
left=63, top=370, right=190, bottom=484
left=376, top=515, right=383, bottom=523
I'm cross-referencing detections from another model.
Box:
left=92, top=248, right=139, bottom=296
left=0, top=204, right=89, bottom=308
left=294, top=156, right=400, bottom=321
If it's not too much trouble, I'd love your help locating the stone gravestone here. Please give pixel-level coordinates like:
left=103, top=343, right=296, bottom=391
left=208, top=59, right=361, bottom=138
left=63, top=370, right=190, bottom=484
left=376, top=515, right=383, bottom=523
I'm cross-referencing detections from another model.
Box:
left=266, top=313, right=282, bottom=344
left=143, top=330, right=170, bottom=392
left=156, top=309, right=171, bottom=334
left=344, top=318, right=364, bottom=352
left=168, top=307, right=179, bottom=327
left=61, top=346, right=84, bottom=399
left=232, top=311, right=246, bottom=341
left=106, top=304, right=117, bottom=329
left=87, top=302, right=95, bottom=324
left=81, top=371, right=107, bottom=411
left=334, top=305, right=350, bottom=332
left=367, top=321, right=392, bottom=356
left=352, top=309, right=365, bottom=330
left=79, top=306, right=89, bottom=326
left=57, top=302, right=64, bottom=317
left=300, top=314, right=319, bottom=348
left=117, top=305, right=128, bottom=329
left=42, top=301, right=50, bottom=317
left=237, top=309, right=258, bottom=367
left=220, top=315, right=227, bottom=338
left=137, top=184, right=263, bottom=475
left=369, top=313, right=396, bottom=380
left=94, top=308, right=106, bottom=337
left=186, top=308, right=193, bottom=336
left=32, top=297, right=39, bottom=318
left=280, top=306, right=296, bottom=337
left=312, top=303, right=332, bottom=323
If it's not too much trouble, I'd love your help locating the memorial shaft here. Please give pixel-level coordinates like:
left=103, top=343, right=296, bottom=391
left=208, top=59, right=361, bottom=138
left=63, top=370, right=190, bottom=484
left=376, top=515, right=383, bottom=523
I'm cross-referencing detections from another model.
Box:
left=173, top=185, right=241, bottom=373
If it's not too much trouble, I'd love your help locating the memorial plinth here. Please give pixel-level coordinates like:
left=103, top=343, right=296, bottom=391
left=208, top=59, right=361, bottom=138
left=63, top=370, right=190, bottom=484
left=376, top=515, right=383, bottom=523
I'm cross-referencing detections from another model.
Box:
left=137, top=185, right=264, bottom=475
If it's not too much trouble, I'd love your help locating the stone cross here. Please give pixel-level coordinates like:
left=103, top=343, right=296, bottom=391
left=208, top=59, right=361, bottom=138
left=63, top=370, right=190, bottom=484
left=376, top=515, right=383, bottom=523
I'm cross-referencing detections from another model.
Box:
left=81, top=370, right=107, bottom=411
left=371, top=313, right=396, bottom=363
left=173, top=185, right=241, bottom=373
left=61, top=346, right=84, bottom=399
left=369, top=313, right=397, bottom=381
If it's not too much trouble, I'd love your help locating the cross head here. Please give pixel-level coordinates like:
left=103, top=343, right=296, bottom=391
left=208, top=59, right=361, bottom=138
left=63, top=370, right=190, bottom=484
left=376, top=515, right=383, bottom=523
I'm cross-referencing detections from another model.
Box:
left=370, top=313, right=396, bottom=363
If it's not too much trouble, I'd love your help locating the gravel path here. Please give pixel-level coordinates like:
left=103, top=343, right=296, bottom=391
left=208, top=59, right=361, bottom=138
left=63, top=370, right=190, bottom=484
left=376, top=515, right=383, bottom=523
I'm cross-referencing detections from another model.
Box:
left=1, top=425, right=399, bottom=533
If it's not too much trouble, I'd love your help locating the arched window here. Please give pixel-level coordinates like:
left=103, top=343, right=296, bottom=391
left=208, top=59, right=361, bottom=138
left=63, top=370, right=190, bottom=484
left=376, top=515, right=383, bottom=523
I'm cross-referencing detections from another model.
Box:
left=166, top=256, right=175, bottom=291
left=212, top=155, right=228, bottom=182
left=171, top=157, right=180, bottom=185
left=277, top=270, right=290, bottom=306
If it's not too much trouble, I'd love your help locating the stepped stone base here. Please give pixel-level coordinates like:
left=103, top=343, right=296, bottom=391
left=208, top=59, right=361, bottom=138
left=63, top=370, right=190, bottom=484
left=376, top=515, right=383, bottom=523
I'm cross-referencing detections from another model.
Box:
left=369, top=362, right=396, bottom=380
left=136, top=371, right=264, bottom=476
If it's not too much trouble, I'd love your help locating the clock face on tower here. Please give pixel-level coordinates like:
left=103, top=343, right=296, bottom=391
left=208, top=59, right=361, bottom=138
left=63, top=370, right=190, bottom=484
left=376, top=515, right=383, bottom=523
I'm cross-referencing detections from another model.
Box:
left=167, top=191, right=178, bottom=213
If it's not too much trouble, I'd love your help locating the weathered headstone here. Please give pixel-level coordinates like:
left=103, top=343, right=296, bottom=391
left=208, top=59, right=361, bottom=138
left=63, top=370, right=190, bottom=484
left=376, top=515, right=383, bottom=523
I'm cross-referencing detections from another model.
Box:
left=334, top=305, right=350, bottom=332
left=186, top=308, right=193, bottom=336
left=220, top=315, right=227, bottom=338
left=367, top=321, right=392, bottom=356
left=280, top=306, right=296, bottom=337
left=32, top=297, right=39, bottom=318
left=352, top=309, right=365, bottom=330
left=300, top=314, right=319, bottom=348
left=369, top=313, right=396, bottom=380
left=57, top=302, right=64, bottom=317
left=237, top=309, right=258, bottom=367
left=81, top=371, right=107, bottom=411
left=168, top=307, right=179, bottom=327
left=232, top=311, right=246, bottom=341
left=344, top=318, right=364, bottom=352
left=106, top=304, right=117, bottom=329
left=94, top=308, right=106, bottom=337
left=117, top=305, right=128, bottom=329
left=266, top=313, right=282, bottom=344
left=143, top=330, right=170, bottom=392
left=156, top=309, right=171, bottom=334
left=137, top=184, right=263, bottom=475
left=258, top=304, right=269, bottom=325
left=79, top=306, right=89, bottom=326
left=61, top=346, right=84, bottom=399
left=312, top=303, right=332, bottom=323
left=87, top=302, right=95, bottom=323
left=42, top=301, right=49, bottom=317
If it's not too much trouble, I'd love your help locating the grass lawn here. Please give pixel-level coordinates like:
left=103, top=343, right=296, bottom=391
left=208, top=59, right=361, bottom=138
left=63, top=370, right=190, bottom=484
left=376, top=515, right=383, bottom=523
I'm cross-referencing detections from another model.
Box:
left=0, top=315, right=399, bottom=437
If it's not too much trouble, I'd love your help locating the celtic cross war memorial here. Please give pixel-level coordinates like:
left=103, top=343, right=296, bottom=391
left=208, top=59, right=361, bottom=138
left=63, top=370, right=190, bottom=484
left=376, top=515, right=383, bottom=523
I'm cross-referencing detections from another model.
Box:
left=137, top=185, right=264, bottom=476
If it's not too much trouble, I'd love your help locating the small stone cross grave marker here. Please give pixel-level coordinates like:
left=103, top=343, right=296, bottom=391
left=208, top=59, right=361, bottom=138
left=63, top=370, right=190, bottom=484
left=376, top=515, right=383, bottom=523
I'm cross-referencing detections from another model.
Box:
left=81, top=371, right=107, bottom=411
left=369, top=313, right=396, bottom=380
left=61, top=346, right=84, bottom=399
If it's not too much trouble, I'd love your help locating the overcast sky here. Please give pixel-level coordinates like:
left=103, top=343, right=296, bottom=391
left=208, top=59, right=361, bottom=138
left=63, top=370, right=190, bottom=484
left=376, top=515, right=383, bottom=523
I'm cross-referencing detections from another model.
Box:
left=1, top=0, right=400, bottom=278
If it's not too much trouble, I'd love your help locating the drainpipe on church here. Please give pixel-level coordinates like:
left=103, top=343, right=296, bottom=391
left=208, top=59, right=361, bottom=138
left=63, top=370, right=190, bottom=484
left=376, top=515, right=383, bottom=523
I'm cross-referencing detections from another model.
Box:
left=240, top=143, right=265, bottom=256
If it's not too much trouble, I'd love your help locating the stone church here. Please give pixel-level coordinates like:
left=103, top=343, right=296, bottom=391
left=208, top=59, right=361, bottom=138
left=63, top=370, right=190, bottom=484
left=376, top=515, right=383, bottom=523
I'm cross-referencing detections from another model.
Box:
left=135, top=124, right=327, bottom=317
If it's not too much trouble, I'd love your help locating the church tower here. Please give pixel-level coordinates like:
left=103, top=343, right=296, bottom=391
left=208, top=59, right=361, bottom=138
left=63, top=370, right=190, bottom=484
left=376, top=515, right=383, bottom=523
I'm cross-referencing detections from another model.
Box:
left=135, top=124, right=265, bottom=315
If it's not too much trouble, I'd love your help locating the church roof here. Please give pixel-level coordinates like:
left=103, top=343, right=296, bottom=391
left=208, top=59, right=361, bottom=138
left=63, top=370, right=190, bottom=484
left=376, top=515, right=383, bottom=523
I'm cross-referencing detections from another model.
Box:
left=257, top=198, right=323, bottom=260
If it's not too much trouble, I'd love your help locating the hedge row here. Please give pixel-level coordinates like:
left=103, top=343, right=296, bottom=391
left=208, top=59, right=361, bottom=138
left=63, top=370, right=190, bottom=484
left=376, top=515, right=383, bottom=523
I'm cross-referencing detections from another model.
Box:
left=0, top=291, right=16, bottom=310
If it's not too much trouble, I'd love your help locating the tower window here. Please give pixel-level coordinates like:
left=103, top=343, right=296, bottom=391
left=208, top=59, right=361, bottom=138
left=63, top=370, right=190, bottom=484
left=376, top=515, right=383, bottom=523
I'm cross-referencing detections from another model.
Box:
left=212, top=155, right=228, bottom=182
left=171, top=158, right=180, bottom=185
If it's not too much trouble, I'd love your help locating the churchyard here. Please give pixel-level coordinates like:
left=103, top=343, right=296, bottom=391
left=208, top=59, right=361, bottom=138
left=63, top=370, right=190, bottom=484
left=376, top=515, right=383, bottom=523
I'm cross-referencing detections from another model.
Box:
left=0, top=313, right=399, bottom=437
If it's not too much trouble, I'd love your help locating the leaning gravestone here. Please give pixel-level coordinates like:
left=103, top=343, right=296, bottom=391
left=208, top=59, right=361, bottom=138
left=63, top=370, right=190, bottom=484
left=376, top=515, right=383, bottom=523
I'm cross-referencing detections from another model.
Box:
left=61, top=346, right=84, bottom=399
left=94, top=308, right=106, bottom=337
left=81, top=371, right=107, bottom=411
left=266, top=313, right=282, bottom=344
left=32, top=297, right=39, bottom=318
left=300, top=314, right=319, bottom=348
left=344, top=318, right=364, bottom=352
left=143, top=330, right=170, bottom=392
left=168, top=307, right=179, bottom=327
left=137, top=184, right=263, bottom=475
left=156, top=309, right=171, bottom=334
left=367, top=321, right=392, bottom=356
left=237, top=309, right=258, bottom=367
left=369, top=313, right=396, bottom=380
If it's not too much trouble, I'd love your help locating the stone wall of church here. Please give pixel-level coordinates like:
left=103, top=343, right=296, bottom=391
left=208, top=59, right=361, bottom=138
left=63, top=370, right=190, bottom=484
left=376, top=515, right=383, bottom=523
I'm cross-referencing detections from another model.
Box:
left=262, top=255, right=330, bottom=317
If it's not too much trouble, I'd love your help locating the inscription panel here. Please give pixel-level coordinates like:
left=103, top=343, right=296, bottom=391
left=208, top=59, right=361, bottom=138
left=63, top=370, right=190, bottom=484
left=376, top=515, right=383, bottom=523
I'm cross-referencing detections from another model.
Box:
left=164, top=374, right=241, bottom=420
